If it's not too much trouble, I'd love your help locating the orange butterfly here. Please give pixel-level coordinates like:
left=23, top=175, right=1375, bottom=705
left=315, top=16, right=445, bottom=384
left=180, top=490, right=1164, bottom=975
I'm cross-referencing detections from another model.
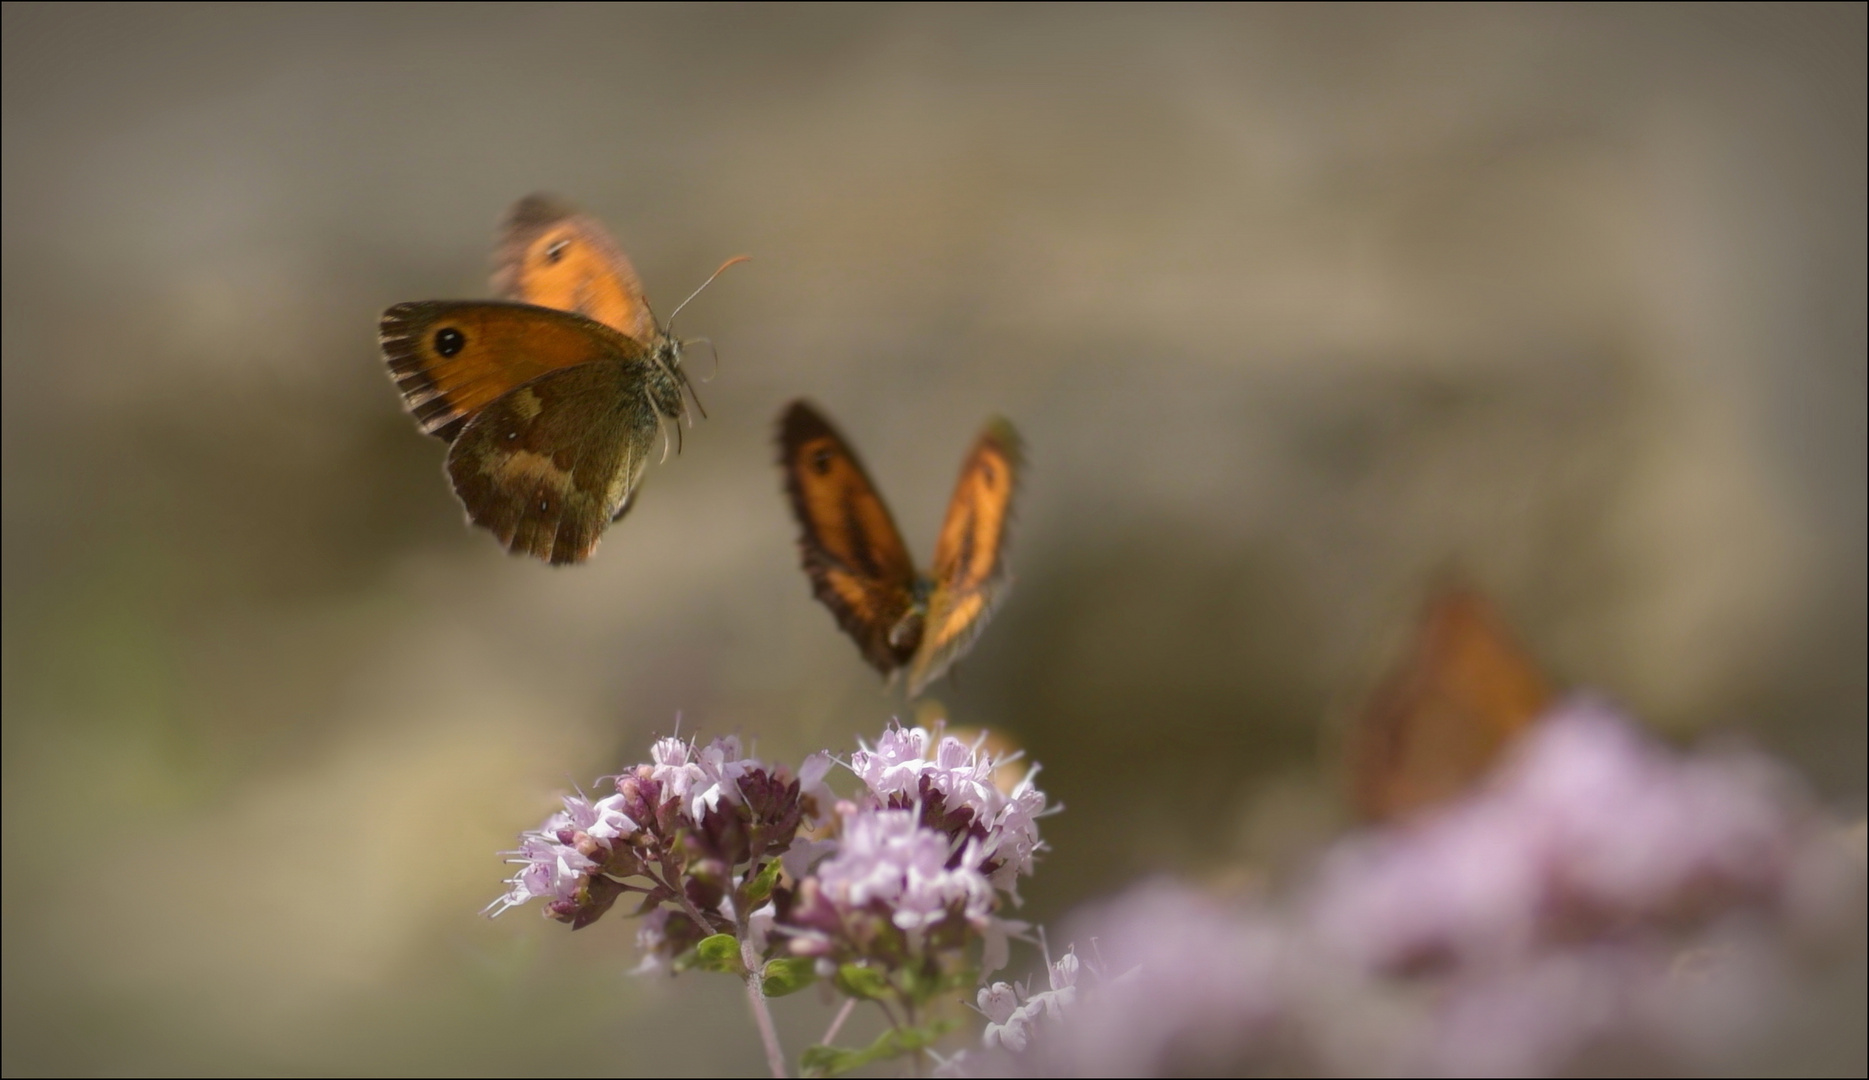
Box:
left=778, top=401, right=1023, bottom=696
left=380, top=194, right=739, bottom=564
left=1349, top=585, right=1554, bottom=822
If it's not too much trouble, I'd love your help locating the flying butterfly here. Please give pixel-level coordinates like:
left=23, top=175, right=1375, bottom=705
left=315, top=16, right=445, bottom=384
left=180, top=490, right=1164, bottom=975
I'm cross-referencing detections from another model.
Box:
left=1348, top=585, right=1554, bottom=823
left=379, top=194, right=742, bottom=564
left=777, top=400, right=1023, bottom=696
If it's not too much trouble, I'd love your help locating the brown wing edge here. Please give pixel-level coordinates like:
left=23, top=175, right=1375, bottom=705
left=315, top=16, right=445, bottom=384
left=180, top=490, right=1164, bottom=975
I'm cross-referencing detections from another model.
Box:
left=379, top=301, right=470, bottom=442
left=775, top=399, right=920, bottom=676
left=907, top=417, right=1025, bottom=696
left=503, top=193, right=581, bottom=235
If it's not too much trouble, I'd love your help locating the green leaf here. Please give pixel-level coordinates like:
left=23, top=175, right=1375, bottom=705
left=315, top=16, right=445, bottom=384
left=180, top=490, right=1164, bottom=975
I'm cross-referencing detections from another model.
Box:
left=759, top=957, right=818, bottom=998
left=799, top=1020, right=958, bottom=1078
left=743, top=859, right=783, bottom=905
left=901, top=964, right=974, bottom=1007
left=798, top=1044, right=862, bottom=1078
left=832, top=963, right=892, bottom=1001
left=694, top=933, right=743, bottom=974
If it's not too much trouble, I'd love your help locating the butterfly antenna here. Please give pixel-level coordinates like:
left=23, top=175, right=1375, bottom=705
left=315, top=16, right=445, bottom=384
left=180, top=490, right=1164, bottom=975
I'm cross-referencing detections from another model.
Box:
left=666, top=254, right=751, bottom=332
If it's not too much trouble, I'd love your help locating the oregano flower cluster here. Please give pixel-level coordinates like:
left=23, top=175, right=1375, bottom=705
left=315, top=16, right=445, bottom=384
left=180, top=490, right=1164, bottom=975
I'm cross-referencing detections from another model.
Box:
left=490, top=703, right=1862, bottom=1077
left=491, top=723, right=1051, bottom=1074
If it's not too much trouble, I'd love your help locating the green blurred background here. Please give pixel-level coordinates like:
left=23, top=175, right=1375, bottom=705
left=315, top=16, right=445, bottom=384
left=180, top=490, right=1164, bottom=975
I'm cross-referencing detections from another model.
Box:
left=3, top=4, right=1863, bottom=1074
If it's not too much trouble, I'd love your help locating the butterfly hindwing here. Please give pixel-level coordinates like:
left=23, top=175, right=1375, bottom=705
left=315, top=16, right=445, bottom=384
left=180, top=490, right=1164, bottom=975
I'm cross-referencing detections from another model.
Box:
left=493, top=194, right=656, bottom=343
left=910, top=418, right=1023, bottom=694
left=380, top=300, right=645, bottom=443
left=777, top=401, right=922, bottom=675
left=446, top=358, right=663, bottom=565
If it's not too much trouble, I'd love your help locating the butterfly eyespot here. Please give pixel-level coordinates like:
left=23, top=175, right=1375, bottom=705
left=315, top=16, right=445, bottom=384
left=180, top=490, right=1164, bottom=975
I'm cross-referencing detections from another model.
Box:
left=809, top=447, right=835, bottom=475
left=382, top=195, right=688, bottom=565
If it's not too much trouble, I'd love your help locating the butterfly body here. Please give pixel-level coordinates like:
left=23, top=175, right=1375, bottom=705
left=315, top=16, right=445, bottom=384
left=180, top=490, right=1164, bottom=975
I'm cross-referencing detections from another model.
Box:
left=380, top=195, right=717, bottom=565
left=778, top=401, right=1021, bottom=695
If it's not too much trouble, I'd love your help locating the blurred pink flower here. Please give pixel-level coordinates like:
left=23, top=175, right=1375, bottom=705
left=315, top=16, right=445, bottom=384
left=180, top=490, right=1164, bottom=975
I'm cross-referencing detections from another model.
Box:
left=978, top=697, right=1862, bottom=1076
left=977, top=949, right=1083, bottom=1054
left=1030, top=882, right=1291, bottom=1075
left=1311, top=698, right=1825, bottom=972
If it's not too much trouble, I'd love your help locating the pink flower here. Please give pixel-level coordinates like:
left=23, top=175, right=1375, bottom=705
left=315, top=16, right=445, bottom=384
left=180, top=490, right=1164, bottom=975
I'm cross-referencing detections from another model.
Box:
left=977, top=948, right=1084, bottom=1052
left=485, top=790, right=635, bottom=917
left=815, top=807, right=994, bottom=929
left=1310, top=698, right=1829, bottom=971
left=849, top=725, right=932, bottom=797
left=969, top=698, right=1860, bottom=1077
left=647, top=735, right=704, bottom=803
left=1036, top=882, right=1290, bottom=1075
left=779, top=725, right=1053, bottom=984
left=846, top=723, right=1053, bottom=892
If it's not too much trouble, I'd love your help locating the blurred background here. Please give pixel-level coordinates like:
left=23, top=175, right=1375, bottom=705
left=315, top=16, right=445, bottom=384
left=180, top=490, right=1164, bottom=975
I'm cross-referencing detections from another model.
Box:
left=3, top=4, right=1862, bottom=1074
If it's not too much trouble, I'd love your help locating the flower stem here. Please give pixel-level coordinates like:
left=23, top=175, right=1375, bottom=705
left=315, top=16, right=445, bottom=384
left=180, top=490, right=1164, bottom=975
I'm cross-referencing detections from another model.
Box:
left=740, top=935, right=787, bottom=1078
left=653, top=857, right=719, bottom=937
left=821, top=996, right=857, bottom=1045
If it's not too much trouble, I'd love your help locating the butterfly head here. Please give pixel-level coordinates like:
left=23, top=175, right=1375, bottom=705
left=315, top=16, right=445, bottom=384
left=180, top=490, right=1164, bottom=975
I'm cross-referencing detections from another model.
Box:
left=649, top=255, right=748, bottom=428
left=642, top=331, right=693, bottom=423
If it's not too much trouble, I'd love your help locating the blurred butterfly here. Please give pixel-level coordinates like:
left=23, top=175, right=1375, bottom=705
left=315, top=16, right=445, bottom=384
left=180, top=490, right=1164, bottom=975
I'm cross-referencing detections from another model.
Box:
left=778, top=401, right=1023, bottom=696
left=1349, top=585, right=1554, bottom=822
left=379, top=194, right=742, bottom=564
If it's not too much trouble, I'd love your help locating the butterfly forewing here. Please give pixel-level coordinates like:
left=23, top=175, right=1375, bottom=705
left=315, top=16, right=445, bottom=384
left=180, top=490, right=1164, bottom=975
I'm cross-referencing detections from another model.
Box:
left=446, top=358, right=662, bottom=565
left=380, top=300, right=645, bottom=442
left=778, top=402, right=922, bottom=674
left=1350, top=587, right=1553, bottom=822
left=910, top=418, right=1023, bottom=695
left=494, top=194, right=656, bottom=343
left=381, top=195, right=720, bottom=565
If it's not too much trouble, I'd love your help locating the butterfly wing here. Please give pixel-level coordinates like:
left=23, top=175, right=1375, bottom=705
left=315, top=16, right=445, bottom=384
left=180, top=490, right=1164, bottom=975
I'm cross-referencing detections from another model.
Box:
left=909, top=418, right=1023, bottom=695
left=380, top=300, right=645, bottom=443
left=777, top=401, right=922, bottom=676
left=445, top=357, right=663, bottom=565
left=493, top=194, right=656, bottom=343
left=1349, top=586, right=1554, bottom=822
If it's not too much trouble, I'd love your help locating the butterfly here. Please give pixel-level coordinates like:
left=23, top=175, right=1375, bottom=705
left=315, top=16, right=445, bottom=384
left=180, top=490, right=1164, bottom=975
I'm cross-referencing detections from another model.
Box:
left=1348, top=585, right=1554, bottom=822
left=777, top=400, right=1023, bottom=696
left=379, top=194, right=739, bottom=564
